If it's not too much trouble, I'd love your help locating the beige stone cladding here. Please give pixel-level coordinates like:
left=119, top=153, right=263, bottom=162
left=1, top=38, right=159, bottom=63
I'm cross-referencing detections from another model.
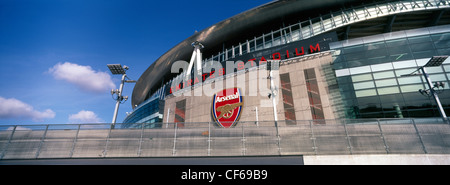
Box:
left=163, top=52, right=337, bottom=126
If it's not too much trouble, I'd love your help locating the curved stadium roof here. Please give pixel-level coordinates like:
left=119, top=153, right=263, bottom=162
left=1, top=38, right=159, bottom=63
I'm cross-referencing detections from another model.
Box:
left=131, top=0, right=450, bottom=108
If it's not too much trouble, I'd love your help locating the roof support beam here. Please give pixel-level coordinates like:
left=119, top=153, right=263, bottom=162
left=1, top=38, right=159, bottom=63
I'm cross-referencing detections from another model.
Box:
left=384, top=15, right=396, bottom=33
left=428, top=9, right=445, bottom=27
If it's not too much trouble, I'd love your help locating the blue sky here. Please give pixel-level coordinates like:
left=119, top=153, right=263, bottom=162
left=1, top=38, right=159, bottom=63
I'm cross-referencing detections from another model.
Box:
left=0, top=0, right=273, bottom=125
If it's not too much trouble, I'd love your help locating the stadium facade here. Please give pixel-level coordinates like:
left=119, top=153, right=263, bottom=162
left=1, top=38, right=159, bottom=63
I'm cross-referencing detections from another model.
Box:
left=123, top=0, right=450, bottom=128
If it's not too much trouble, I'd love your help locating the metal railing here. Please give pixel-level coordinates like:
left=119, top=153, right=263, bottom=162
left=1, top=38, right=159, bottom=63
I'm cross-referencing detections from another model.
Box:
left=1, top=118, right=449, bottom=160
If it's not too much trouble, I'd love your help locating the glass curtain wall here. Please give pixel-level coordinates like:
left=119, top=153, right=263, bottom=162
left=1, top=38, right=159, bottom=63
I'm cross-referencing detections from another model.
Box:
left=331, top=26, right=450, bottom=119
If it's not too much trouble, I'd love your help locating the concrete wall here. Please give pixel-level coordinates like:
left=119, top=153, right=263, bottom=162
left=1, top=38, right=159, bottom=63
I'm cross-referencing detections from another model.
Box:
left=304, top=154, right=450, bottom=165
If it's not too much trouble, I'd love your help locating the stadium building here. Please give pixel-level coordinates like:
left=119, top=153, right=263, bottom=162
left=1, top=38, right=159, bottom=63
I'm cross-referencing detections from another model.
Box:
left=123, top=0, right=450, bottom=128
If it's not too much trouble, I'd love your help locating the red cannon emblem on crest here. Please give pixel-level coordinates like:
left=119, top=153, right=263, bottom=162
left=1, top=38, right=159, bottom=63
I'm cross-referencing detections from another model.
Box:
left=211, top=88, right=243, bottom=128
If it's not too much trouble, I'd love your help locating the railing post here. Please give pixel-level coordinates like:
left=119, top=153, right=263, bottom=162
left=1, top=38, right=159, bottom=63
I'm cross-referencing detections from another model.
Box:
left=343, top=120, right=353, bottom=154
left=102, top=124, right=113, bottom=157
left=276, top=121, right=281, bottom=155
left=172, top=123, right=178, bottom=156
left=241, top=123, right=246, bottom=156
left=377, top=119, right=389, bottom=154
left=0, top=125, right=16, bottom=159
left=309, top=120, right=317, bottom=155
left=207, top=122, right=211, bottom=156
left=35, top=125, right=49, bottom=159
left=137, top=122, right=145, bottom=157
left=69, top=124, right=81, bottom=158
left=411, top=118, right=427, bottom=154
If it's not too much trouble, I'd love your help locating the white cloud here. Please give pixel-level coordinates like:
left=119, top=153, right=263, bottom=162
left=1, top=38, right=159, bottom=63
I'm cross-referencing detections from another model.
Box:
left=69, top=110, right=103, bottom=123
left=48, top=62, right=116, bottom=93
left=0, top=97, right=55, bottom=121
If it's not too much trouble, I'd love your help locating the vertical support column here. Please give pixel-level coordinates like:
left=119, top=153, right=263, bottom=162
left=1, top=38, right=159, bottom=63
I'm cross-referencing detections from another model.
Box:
left=166, top=108, right=170, bottom=128
left=102, top=124, right=113, bottom=157
left=35, top=125, right=49, bottom=159
left=241, top=124, right=246, bottom=156
left=309, top=120, right=317, bottom=155
left=172, top=123, right=178, bottom=156
left=0, top=125, right=16, bottom=159
left=377, top=119, right=389, bottom=154
left=411, top=118, right=428, bottom=154
left=137, top=123, right=145, bottom=157
left=421, top=67, right=447, bottom=120
left=69, top=124, right=81, bottom=158
left=208, top=122, right=211, bottom=156
left=343, top=121, right=353, bottom=154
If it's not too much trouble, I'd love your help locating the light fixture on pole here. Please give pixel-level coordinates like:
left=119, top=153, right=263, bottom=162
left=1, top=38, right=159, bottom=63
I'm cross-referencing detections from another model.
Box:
left=402, top=56, right=448, bottom=121
left=107, top=64, right=137, bottom=129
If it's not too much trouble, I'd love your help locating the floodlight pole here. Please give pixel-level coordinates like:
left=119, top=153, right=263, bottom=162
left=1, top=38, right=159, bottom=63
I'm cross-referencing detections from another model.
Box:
left=420, top=66, right=447, bottom=120
left=112, top=73, right=127, bottom=127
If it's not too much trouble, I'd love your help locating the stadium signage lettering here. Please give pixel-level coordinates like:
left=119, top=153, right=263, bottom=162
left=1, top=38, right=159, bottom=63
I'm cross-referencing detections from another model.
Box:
left=169, top=43, right=321, bottom=94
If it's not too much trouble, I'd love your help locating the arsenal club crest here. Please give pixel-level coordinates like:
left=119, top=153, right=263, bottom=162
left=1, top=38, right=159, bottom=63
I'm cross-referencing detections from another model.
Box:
left=211, top=88, right=243, bottom=128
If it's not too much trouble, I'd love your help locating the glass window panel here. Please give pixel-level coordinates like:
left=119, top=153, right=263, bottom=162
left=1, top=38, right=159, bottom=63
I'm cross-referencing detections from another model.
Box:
left=433, top=39, right=450, bottom=49
left=249, top=40, right=255, bottom=52
left=371, top=63, right=394, bottom=72
left=353, top=81, right=375, bottom=90
left=388, top=45, right=410, bottom=55
left=351, top=74, right=373, bottom=82
left=397, top=76, right=422, bottom=84
left=443, top=65, right=450, bottom=72
left=408, top=35, right=431, bottom=44
left=347, top=60, right=366, bottom=68
left=264, top=34, right=272, bottom=49
left=390, top=53, right=413, bottom=62
left=345, top=52, right=365, bottom=61
left=413, top=50, right=437, bottom=59
left=379, top=94, right=404, bottom=103
left=366, top=48, right=387, bottom=58
left=377, top=86, right=400, bottom=95
left=335, top=69, right=350, bottom=77
left=291, top=30, right=300, bottom=41
left=343, top=45, right=365, bottom=54
left=400, top=84, right=425, bottom=93
left=375, top=79, right=398, bottom=87
left=337, top=76, right=352, bottom=84
left=234, top=46, right=240, bottom=56
left=438, top=48, right=450, bottom=56
left=395, top=68, right=418, bottom=77
left=355, top=89, right=377, bottom=97
left=429, top=74, right=448, bottom=81
left=373, top=71, right=395, bottom=79
left=431, top=33, right=450, bottom=41
left=424, top=66, right=444, bottom=74
left=273, top=31, right=281, bottom=46
left=410, top=42, right=434, bottom=52
left=386, top=38, right=408, bottom=47
left=256, top=37, right=263, bottom=50
left=393, top=60, right=417, bottom=69
left=365, top=42, right=385, bottom=50
left=349, top=66, right=371, bottom=75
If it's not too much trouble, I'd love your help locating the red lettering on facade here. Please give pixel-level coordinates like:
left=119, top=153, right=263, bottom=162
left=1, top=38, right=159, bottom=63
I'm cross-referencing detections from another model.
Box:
left=295, top=47, right=305, bottom=56
left=310, top=43, right=320, bottom=53
left=259, top=56, right=267, bottom=65
left=237, top=61, right=245, bottom=70
left=194, top=77, right=200, bottom=84
left=248, top=58, right=256, bottom=66
left=272, top=52, right=281, bottom=60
